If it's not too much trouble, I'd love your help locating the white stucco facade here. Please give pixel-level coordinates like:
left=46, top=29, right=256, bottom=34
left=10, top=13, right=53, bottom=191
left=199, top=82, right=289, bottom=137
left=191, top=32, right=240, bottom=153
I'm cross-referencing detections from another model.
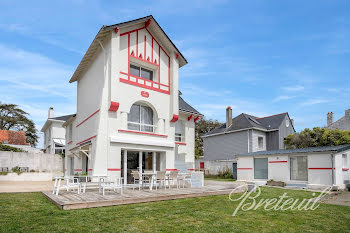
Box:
left=237, top=148, right=350, bottom=189
left=64, top=17, right=201, bottom=183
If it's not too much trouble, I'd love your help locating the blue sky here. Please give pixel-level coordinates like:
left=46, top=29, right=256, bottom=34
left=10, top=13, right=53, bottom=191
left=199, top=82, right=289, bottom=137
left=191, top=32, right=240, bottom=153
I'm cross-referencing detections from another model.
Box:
left=0, top=0, right=349, bottom=148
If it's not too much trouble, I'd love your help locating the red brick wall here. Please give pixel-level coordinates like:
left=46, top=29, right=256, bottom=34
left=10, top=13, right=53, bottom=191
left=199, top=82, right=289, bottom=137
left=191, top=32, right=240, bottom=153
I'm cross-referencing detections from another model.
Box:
left=0, top=130, right=29, bottom=145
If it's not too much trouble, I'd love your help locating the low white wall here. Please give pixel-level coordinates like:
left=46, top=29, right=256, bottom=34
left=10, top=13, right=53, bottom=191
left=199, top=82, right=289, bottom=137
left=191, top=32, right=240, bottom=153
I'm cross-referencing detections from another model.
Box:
left=0, top=151, right=63, bottom=173
left=0, top=172, right=55, bottom=181
left=195, top=159, right=235, bottom=175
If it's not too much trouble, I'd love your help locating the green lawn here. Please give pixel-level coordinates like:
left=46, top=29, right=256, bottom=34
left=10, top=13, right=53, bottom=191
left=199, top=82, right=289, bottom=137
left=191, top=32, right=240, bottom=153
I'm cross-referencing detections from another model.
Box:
left=1, top=187, right=350, bottom=233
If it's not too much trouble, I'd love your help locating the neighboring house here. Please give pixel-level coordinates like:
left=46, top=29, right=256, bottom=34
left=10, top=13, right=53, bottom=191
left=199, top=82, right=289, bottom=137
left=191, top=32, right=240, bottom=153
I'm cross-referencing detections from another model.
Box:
left=198, top=107, right=295, bottom=175
left=326, top=109, right=350, bottom=130
left=41, top=107, right=74, bottom=154
left=63, top=15, right=202, bottom=184
left=236, top=145, right=350, bottom=190
left=0, top=130, right=42, bottom=153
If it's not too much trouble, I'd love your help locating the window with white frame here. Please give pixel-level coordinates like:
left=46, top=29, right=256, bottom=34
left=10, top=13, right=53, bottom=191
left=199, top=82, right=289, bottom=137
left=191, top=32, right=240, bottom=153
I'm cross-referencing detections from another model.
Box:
left=343, top=154, right=348, bottom=169
left=128, top=104, right=154, bottom=132
left=130, top=64, right=153, bottom=81
left=258, top=136, right=264, bottom=149
left=175, top=120, right=184, bottom=142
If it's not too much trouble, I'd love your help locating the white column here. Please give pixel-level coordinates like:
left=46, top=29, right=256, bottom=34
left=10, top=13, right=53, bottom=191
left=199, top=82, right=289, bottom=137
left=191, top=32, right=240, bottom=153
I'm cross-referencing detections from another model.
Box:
left=123, top=150, right=127, bottom=185
left=152, top=152, right=156, bottom=172
left=139, top=151, right=143, bottom=174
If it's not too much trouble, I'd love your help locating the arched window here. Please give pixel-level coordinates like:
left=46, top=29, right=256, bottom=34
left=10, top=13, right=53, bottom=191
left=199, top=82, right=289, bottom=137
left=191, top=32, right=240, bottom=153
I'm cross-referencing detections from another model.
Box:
left=128, top=103, right=154, bottom=132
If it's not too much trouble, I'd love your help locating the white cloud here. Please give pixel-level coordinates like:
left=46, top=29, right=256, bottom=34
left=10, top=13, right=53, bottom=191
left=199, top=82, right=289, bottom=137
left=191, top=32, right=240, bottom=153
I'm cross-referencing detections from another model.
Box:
left=282, top=85, right=304, bottom=92
left=272, top=95, right=297, bottom=103
left=0, top=44, right=76, bottom=148
left=300, top=99, right=329, bottom=106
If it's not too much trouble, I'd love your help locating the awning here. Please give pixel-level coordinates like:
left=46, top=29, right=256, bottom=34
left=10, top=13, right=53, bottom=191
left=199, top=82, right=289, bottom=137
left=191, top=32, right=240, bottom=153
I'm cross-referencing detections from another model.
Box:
left=53, top=138, right=66, bottom=147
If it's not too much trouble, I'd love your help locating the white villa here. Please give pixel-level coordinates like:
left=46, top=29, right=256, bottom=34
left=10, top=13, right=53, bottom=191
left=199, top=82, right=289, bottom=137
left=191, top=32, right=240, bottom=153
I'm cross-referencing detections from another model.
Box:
left=63, top=15, right=202, bottom=184
left=41, top=107, right=74, bottom=154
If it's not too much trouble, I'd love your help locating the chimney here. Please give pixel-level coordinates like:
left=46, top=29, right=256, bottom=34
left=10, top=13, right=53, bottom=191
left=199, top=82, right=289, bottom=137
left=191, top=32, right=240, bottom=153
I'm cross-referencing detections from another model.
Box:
left=327, top=112, right=334, bottom=126
left=345, top=109, right=350, bottom=118
left=226, top=106, right=232, bottom=128
left=48, top=107, right=54, bottom=118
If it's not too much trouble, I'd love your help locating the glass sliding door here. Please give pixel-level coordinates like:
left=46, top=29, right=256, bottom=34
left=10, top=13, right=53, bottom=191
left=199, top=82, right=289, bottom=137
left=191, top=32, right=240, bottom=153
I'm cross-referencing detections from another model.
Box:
left=254, top=158, right=268, bottom=179
left=290, top=156, right=308, bottom=181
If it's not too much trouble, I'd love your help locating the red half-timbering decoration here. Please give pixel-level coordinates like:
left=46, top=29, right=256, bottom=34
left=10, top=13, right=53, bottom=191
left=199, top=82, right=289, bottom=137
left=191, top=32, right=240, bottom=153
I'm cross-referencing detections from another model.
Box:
left=176, top=53, right=179, bottom=59
left=187, top=114, right=193, bottom=121
left=115, top=27, right=119, bottom=34
left=141, top=91, right=149, bottom=98
left=108, top=101, right=120, bottom=112
left=119, top=25, right=171, bottom=95
left=170, top=114, right=179, bottom=122
left=194, top=116, right=200, bottom=122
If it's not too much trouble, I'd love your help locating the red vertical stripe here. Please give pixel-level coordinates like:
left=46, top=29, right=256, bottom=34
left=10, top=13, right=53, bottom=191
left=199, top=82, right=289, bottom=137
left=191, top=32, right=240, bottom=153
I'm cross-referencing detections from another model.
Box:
left=136, top=31, right=138, bottom=56
left=128, top=34, right=130, bottom=80
left=168, top=56, right=170, bottom=92
left=158, top=46, right=161, bottom=83
left=151, top=38, right=153, bottom=62
left=144, top=35, right=146, bottom=59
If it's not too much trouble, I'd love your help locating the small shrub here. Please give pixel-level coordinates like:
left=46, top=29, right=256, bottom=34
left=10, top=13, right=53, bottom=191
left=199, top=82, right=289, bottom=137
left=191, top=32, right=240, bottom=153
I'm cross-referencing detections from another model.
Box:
left=217, top=166, right=233, bottom=179
left=0, top=171, right=8, bottom=175
left=30, top=169, right=37, bottom=173
left=0, top=143, right=25, bottom=152
left=11, top=166, right=22, bottom=175
left=81, top=172, right=87, bottom=176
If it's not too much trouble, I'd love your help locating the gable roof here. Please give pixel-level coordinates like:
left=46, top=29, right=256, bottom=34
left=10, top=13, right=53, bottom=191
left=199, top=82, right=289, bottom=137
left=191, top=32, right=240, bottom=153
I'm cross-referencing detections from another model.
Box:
left=327, top=116, right=350, bottom=131
left=203, top=112, right=291, bottom=137
left=69, top=15, right=187, bottom=83
left=49, top=114, right=76, bottom=122
left=41, top=114, right=76, bottom=132
left=237, top=144, right=350, bottom=157
left=179, top=96, right=202, bottom=116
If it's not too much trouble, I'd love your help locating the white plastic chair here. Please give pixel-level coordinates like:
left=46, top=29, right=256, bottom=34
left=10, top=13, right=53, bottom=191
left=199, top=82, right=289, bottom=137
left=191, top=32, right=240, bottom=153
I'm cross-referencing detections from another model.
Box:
left=101, top=177, right=123, bottom=196
left=52, top=177, right=81, bottom=195
left=155, top=171, right=166, bottom=190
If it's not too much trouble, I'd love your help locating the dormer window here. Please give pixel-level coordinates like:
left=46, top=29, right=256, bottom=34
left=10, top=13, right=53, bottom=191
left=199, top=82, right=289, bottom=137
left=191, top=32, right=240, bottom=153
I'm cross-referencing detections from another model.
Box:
left=130, top=64, right=153, bottom=81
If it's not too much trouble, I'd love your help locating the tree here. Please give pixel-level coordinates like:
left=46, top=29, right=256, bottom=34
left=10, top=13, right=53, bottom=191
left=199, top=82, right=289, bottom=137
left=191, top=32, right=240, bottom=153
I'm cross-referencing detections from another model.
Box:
left=195, top=118, right=221, bottom=159
left=284, top=127, right=350, bottom=149
left=0, top=102, right=38, bottom=146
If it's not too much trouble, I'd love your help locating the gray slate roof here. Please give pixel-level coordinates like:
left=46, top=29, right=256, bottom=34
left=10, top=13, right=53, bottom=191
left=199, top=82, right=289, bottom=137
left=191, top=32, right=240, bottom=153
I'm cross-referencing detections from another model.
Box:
left=327, top=116, right=350, bottom=131
left=49, top=114, right=76, bottom=122
left=179, top=96, right=202, bottom=116
left=204, top=112, right=289, bottom=137
left=237, top=144, right=350, bottom=157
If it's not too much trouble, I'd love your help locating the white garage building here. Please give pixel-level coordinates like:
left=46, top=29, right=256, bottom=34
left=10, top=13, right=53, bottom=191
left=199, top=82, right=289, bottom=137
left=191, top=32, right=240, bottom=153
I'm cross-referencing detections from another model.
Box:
left=237, top=145, right=350, bottom=189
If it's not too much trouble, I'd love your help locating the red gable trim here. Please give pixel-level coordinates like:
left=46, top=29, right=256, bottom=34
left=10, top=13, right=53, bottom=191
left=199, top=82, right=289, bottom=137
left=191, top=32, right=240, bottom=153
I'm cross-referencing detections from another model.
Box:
left=170, top=114, right=179, bottom=122
left=76, top=135, right=96, bottom=145
left=76, top=109, right=100, bottom=127
left=108, top=101, right=120, bottom=112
